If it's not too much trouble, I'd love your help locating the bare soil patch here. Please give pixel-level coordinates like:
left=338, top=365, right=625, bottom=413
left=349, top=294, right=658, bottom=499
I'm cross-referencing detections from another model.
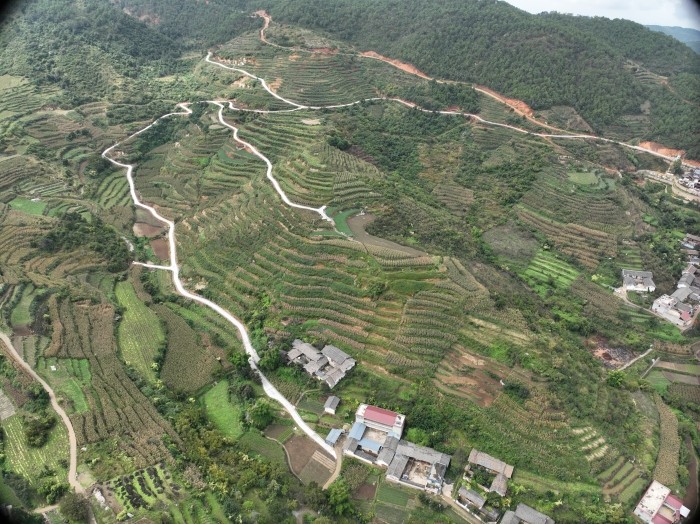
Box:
left=638, top=141, right=685, bottom=159
left=302, top=119, right=321, bottom=125
left=354, top=483, right=377, bottom=500
left=231, top=77, right=249, bottom=89
left=133, top=222, right=164, bottom=238
left=586, top=337, right=637, bottom=369
left=269, top=78, right=283, bottom=91
left=284, top=435, right=331, bottom=476
left=476, top=85, right=534, bottom=117
left=149, top=238, right=169, bottom=260
left=12, top=325, right=32, bottom=336
left=347, top=213, right=426, bottom=257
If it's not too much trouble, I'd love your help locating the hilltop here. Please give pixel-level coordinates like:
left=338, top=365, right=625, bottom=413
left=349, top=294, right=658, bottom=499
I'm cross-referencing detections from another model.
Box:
left=647, top=25, right=700, bottom=53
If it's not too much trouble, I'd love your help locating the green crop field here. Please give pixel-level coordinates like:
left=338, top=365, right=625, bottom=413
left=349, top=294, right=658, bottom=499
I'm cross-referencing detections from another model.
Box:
left=521, top=249, right=579, bottom=293
left=203, top=380, right=244, bottom=440
left=10, top=283, right=39, bottom=326
left=237, top=430, right=287, bottom=465
left=37, top=357, right=91, bottom=413
left=115, top=281, right=165, bottom=382
left=376, top=482, right=410, bottom=507
left=568, top=170, right=599, bottom=185
left=9, top=197, right=47, bottom=215
left=2, top=414, right=68, bottom=485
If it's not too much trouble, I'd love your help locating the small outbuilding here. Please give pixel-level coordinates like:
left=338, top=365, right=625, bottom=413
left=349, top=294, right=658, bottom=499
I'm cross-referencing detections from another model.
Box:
left=325, top=428, right=343, bottom=446
left=324, top=395, right=340, bottom=415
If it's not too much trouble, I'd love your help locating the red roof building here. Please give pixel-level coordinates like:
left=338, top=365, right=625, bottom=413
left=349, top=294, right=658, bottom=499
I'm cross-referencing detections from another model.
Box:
left=356, top=404, right=405, bottom=438
left=634, top=480, right=690, bottom=524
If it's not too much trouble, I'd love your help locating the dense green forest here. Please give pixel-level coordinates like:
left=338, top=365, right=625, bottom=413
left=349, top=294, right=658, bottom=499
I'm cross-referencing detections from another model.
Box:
left=266, top=0, right=700, bottom=156
left=2, top=0, right=697, bottom=154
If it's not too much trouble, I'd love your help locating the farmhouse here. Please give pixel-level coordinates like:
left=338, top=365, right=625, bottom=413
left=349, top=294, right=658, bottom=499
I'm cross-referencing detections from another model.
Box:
left=343, top=404, right=450, bottom=493
left=324, top=395, right=340, bottom=415
left=466, top=449, right=514, bottom=497
left=356, top=403, right=405, bottom=436
left=286, top=339, right=355, bottom=388
left=500, top=503, right=555, bottom=524
left=622, top=269, right=655, bottom=292
left=344, top=404, right=405, bottom=462
left=385, top=440, right=451, bottom=494
left=633, top=480, right=689, bottom=524
left=652, top=295, right=694, bottom=327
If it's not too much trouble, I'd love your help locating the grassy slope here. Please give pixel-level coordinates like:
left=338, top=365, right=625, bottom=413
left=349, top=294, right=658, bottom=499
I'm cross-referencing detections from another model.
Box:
left=202, top=380, right=244, bottom=440
left=115, top=281, right=165, bottom=382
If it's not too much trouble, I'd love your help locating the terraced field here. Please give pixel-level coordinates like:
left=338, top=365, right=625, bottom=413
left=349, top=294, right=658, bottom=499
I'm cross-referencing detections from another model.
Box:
left=1, top=10, right=696, bottom=521
left=46, top=298, right=178, bottom=478
left=521, top=250, right=579, bottom=293
left=115, top=281, right=165, bottom=382
left=2, top=413, right=69, bottom=486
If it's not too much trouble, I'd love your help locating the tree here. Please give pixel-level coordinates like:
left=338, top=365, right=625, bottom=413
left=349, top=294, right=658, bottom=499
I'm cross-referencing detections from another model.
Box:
left=246, top=399, right=273, bottom=430
left=304, top=481, right=328, bottom=511
left=327, top=479, right=353, bottom=516
left=670, top=158, right=683, bottom=175
left=606, top=370, right=626, bottom=388
left=59, top=492, right=90, bottom=523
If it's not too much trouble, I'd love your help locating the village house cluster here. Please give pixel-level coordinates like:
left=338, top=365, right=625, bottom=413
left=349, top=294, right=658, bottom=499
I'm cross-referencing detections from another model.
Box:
left=677, top=167, right=700, bottom=195
left=286, top=339, right=355, bottom=388
left=338, top=404, right=451, bottom=494
left=651, top=234, right=700, bottom=328
left=322, top=401, right=559, bottom=523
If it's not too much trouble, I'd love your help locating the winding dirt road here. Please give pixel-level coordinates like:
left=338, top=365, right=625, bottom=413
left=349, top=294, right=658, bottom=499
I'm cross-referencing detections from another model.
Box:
left=102, top=103, right=337, bottom=458
left=0, top=331, right=83, bottom=495
left=252, top=11, right=695, bottom=164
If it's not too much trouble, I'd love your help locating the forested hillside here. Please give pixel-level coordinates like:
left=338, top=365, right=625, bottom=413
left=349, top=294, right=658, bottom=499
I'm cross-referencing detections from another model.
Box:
left=267, top=0, right=700, bottom=157
left=648, top=25, right=700, bottom=53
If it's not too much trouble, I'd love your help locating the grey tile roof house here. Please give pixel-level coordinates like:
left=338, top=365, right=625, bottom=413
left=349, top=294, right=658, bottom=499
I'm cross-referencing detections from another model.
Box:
left=500, top=503, right=554, bottom=524
left=457, top=487, right=486, bottom=510
left=287, top=340, right=356, bottom=388
left=467, top=449, right=514, bottom=496
left=622, top=269, right=655, bottom=292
